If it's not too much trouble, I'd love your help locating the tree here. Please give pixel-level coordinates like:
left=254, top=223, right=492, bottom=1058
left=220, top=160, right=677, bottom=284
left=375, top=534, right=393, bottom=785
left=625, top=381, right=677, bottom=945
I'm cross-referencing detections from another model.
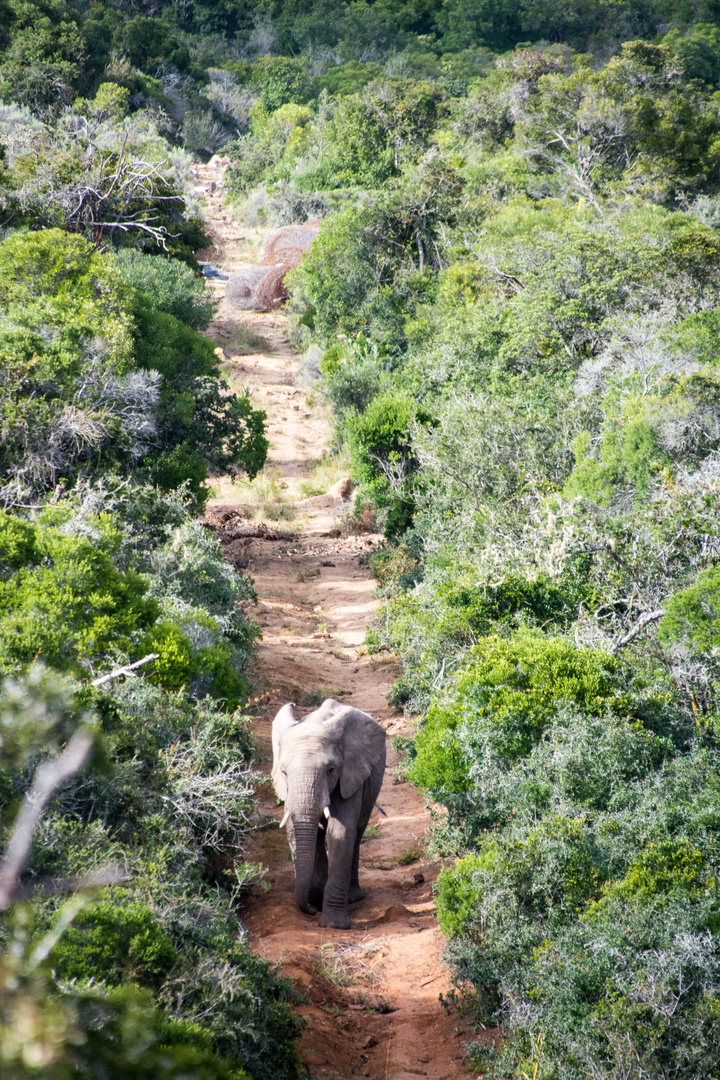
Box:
left=258, top=57, right=310, bottom=111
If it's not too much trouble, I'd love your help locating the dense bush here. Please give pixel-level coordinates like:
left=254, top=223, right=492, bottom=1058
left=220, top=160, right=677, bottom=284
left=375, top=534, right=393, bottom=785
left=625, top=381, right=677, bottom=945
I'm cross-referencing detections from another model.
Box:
left=48, top=897, right=178, bottom=990
left=0, top=496, right=257, bottom=708
left=0, top=510, right=159, bottom=674
left=435, top=743, right=720, bottom=1078
left=0, top=230, right=267, bottom=508
left=411, top=632, right=626, bottom=784
left=6, top=2, right=720, bottom=1075
left=205, top=11, right=720, bottom=1078
left=0, top=668, right=302, bottom=1080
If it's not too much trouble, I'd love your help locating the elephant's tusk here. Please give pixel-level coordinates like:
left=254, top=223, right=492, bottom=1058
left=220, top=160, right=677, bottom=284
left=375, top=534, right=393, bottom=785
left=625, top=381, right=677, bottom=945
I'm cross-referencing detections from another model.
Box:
left=323, top=806, right=331, bottom=820
left=279, top=811, right=290, bottom=828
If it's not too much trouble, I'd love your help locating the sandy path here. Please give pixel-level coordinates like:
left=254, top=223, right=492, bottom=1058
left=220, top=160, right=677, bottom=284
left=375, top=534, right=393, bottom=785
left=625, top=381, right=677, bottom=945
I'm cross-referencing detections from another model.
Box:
left=194, top=159, right=482, bottom=1080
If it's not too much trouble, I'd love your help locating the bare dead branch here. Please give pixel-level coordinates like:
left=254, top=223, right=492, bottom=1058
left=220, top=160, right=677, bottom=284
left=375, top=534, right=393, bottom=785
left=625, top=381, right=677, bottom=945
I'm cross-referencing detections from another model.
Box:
left=12, top=864, right=131, bottom=901
left=0, top=653, right=159, bottom=909
left=0, top=727, right=94, bottom=910
left=610, top=610, right=666, bottom=653
left=90, top=652, right=160, bottom=687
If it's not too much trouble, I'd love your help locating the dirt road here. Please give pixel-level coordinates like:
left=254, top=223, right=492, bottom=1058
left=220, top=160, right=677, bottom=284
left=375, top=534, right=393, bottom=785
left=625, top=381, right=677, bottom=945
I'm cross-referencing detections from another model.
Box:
left=194, top=158, right=482, bottom=1080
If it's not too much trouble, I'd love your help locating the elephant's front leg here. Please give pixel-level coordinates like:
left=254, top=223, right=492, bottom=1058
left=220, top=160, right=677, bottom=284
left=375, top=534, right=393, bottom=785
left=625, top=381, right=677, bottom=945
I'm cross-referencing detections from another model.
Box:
left=319, top=794, right=361, bottom=929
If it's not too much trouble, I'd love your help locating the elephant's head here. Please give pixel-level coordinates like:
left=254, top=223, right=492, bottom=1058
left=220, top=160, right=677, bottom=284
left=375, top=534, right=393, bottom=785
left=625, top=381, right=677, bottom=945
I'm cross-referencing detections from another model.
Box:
left=271, top=698, right=385, bottom=915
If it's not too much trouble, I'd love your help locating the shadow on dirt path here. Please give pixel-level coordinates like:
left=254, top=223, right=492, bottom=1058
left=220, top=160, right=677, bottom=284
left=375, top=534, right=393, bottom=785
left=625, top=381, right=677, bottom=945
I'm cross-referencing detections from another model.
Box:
left=194, top=157, right=489, bottom=1080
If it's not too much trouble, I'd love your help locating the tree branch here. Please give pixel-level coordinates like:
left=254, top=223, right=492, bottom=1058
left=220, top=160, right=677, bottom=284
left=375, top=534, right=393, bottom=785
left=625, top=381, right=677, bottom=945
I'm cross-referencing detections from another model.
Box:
left=90, top=652, right=159, bottom=687
left=609, top=610, right=666, bottom=653
left=0, top=653, right=159, bottom=909
left=0, top=727, right=94, bottom=911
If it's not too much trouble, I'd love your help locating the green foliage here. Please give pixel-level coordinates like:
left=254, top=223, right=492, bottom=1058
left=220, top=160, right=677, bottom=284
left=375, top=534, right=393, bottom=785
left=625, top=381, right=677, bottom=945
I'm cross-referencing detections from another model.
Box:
left=659, top=566, right=720, bottom=653
left=327, top=80, right=444, bottom=186
left=258, top=57, right=310, bottom=111
left=1, top=967, right=253, bottom=1079
left=0, top=490, right=258, bottom=711
left=0, top=510, right=159, bottom=676
left=146, top=444, right=209, bottom=511
left=8, top=4, right=720, bottom=1076
left=0, top=664, right=302, bottom=1080
left=434, top=745, right=720, bottom=1074
left=113, top=16, right=193, bottom=78
left=290, top=159, right=461, bottom=342
left=411, top=632, right=624, bottom=791
left=0, top=230, right=267, bottom=505
left=47, top=896, right=178, bottom=990
left=435, top=849, right=498, bottom=937
left=315, top=61, right=383, bottom=97
left=347, top=391, right=430, bottom=538
left=0, top=228, right=133, bottom=378
left=115, top=251, right=216, bottom=332
left=226, top=102, right=315, bottom=196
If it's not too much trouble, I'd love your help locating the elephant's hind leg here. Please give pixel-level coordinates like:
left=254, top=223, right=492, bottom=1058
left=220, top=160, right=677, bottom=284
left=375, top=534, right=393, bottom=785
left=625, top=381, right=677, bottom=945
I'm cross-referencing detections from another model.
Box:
left=349, top=750, right=386, bottom=904
left=349, top=832, right=365, bottom=904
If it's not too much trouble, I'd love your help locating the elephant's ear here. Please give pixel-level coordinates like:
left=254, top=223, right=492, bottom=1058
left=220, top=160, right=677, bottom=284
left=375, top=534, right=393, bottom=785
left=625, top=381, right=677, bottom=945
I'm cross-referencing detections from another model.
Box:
left=271, top=703, right=297, bottom=802
left=336, top=707, right=386, bottom=799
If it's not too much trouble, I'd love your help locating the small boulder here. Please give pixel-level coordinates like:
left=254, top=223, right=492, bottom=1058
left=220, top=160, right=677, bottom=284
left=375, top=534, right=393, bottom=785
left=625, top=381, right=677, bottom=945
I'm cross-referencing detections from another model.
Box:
left=329, top=477, right=354, bottom=502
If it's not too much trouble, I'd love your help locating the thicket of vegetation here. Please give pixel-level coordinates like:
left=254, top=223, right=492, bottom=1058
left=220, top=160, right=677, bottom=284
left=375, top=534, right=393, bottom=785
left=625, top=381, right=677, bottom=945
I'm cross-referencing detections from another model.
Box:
left=181, top=5, right=719, bottom=1078
left=4, top=0, right=720, bottom=1076
left=0, top=4, right=300, bottom=1072
left=0, top=221, right=297, bottom=1076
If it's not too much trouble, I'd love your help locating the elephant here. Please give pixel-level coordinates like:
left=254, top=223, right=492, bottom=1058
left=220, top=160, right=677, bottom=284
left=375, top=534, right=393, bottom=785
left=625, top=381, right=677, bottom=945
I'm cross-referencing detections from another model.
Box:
left=271, top=698, right=386, bottom=929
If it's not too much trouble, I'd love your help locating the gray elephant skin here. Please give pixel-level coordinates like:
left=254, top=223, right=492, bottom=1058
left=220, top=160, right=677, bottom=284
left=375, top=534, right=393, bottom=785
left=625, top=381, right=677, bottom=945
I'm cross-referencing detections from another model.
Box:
left=272, top=698, right=386, bottom=929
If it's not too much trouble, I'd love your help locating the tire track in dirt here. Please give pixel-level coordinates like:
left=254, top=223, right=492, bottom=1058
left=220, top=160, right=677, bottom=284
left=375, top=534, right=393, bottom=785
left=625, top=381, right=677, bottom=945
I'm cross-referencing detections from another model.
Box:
left=194, top=157, right=486, bottom=1080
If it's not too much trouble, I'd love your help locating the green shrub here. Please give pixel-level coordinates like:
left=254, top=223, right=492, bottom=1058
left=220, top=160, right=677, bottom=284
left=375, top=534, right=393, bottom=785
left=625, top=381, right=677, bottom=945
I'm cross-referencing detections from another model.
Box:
left=411, top=632, right=623, bottom=792
left=115, top=250, right=216, bottom=331
left=0, top=231, right=267, bottom=503
left=258, top=57, right=311, bottom=111
left=143, top=621, right=195, bottom=691
left=659, top=565, right=720, bottom=654
left=347, top=391, right=432, bottom=538
left=47, top=896, right=177, bottom=990
left=590, top=838, right=709, bottom=908
left=0, top=668, right=301, bottom=1079
left=1, top=973, right=253, bottom=1080
left=436, top=849, right=498, bottom=938
left=0, top=512, right=160, bottom=676
left=145, top=443, right=210, bottom=510
left=0, top=230, right=130, bottom=351
left=319, top=343, right=343, bottom=378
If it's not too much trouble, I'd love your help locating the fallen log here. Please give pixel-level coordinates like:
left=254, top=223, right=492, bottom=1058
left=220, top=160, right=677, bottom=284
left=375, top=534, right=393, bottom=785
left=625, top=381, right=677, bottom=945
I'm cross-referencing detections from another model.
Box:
left=212, top=524, right=300, bottom=542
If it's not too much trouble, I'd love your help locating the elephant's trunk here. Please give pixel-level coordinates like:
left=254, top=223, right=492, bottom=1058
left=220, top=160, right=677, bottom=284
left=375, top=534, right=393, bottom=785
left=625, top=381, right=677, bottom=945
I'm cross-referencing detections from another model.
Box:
left=284, top=768, right=332, bottom=915
left=284, top=769, right=331, bottom=916
left=291, top=818, right=322, bottom=915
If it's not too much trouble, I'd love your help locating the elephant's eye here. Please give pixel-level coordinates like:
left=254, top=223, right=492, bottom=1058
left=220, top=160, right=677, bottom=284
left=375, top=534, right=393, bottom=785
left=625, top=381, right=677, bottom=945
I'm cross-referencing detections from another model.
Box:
left=327, top=765, right=334, bottom=774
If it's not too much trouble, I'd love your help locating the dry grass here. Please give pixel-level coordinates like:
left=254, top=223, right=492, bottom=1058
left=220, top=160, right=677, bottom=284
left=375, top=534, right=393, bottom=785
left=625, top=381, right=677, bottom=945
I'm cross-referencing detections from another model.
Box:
left=301, top=687, right=347, bottom=706
left=216, top=323, right=271, bottom=355
left=264, top=503, right=295, bottom=521
left=314, top=939, right=386, bottom=988
left=396, top=843, right=424, bottom=866
left=299, top=452, right=351, bottom=498
left=232, top=466, right=294, bottom=522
